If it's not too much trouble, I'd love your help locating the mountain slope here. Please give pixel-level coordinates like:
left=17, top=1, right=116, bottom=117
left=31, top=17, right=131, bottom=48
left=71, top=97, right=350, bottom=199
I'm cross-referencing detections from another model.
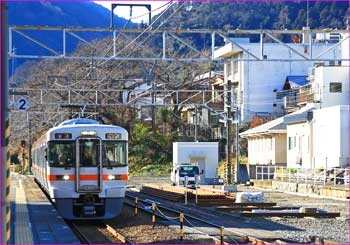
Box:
left=7, top=1, right=128, bottom=72
left=156, top=1, right=349, bottom=47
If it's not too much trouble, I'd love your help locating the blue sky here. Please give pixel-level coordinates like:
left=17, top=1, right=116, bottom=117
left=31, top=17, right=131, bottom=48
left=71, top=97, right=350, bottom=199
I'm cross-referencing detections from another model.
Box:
left=94, top=1, right=168, bottom=23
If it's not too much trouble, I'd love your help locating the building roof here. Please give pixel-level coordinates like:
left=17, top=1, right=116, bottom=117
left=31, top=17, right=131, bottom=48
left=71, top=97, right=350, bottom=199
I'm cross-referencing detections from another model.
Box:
left=240, top=104, right=316, bottom=138
left=239, top=117, right=286, bottom=138
left=283, top=108, right=314, bottom=125
left=282, top=76, right=309, bottom=90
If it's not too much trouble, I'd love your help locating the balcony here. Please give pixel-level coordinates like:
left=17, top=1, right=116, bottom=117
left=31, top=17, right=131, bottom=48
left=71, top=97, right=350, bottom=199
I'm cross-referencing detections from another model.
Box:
left=297, top=87, right=314, bottom=105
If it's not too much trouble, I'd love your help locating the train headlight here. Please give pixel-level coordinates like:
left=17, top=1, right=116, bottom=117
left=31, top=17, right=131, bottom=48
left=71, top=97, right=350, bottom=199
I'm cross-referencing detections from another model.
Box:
left=81, top=130, right=97, bottom=136
left=63, top=175, right=70, bottom=180
left=107, top=174, right=115, bottom=180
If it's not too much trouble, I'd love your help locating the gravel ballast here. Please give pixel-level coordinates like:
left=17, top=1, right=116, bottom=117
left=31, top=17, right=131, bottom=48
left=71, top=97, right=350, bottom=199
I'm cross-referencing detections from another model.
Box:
left=129, top=176, right=349, bottom=243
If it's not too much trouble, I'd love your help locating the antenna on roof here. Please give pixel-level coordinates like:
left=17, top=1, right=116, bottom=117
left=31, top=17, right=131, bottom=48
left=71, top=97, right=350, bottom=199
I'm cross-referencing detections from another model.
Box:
left=80, top=104, right=87, bottom=118
left=306, top=0, right=310, bottom=28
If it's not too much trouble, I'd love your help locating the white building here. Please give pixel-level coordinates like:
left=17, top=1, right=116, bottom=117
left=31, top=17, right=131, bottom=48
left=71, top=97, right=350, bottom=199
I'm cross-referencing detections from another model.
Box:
left=240, top=117, right=287, bottom=166
left=214, top=38, right=342, bottom=122
left=173, top=142, right=219, bottom=184
left=311, top=66, right=349, bottom=108
left=341, top=33, right=349, bottom=66
left=287, top=105, right=349, bottom=169
left=240, top=105, right=315, bottom=167
left=285, top=106, right=315, bottom=168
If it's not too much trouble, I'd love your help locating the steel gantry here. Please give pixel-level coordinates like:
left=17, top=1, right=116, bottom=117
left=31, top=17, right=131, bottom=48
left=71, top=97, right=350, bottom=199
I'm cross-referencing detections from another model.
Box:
left=8, top=25, right=350, bottom=63
left=8, top=87, right=229, bottom=109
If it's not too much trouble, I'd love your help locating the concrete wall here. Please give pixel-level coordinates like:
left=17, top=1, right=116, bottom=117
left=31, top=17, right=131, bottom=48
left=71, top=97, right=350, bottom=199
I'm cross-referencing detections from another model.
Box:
left=173, top=142, right=219, bottom=181
left=253, top=180, right=349, bottom=199
left=247, top=134, right=286, bottom=165
left=312, top=105, right=350, bottom=168
left=287, top=122, right=312, bottom=168
left=313, top=66, right=349, bottom=108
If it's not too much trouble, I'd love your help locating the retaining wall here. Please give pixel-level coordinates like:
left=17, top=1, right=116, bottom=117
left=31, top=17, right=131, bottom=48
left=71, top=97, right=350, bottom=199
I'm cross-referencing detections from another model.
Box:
left=253, top=180, right=349, bottom=199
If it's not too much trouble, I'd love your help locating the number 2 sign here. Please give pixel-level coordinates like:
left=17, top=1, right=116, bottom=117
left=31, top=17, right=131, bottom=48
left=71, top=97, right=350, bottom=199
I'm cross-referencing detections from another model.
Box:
left=15, top=96, right=30, bottom=111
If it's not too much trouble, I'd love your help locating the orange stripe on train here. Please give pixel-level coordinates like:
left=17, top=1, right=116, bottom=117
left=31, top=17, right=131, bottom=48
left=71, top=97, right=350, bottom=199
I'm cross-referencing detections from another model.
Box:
left=47, top=174, right=128, bottom=181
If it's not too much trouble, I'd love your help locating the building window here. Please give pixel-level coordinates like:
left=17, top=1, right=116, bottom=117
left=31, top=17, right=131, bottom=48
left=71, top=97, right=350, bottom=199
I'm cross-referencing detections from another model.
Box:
left=288, top=137, right=292, bottom=150
left=329, top=82, right=342, bottom=93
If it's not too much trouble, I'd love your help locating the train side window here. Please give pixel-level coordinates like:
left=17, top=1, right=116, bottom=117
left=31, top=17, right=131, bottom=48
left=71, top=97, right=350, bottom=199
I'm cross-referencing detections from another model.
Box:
left=48, top=141, right=75, bottom=167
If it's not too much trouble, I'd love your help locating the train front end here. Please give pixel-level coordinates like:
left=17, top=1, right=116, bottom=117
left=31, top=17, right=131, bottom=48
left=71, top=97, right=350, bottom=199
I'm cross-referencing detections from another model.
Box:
left=46, top=119, right=128, bottom=220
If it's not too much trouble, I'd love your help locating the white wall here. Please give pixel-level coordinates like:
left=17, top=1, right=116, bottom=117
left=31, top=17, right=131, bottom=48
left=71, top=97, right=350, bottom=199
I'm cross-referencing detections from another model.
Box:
left=341, top=33, right=349, bottom=66
left=312, top=105, right=350, bottom=168
left=287, top=122, right=312, bottom=168
left=247, top=135, right=286, bottom=165
left=173, top=142, right=219, bottom=179
left=313, top=66, right=349, bottom=107
left=216, top=42, right=342, bottom=122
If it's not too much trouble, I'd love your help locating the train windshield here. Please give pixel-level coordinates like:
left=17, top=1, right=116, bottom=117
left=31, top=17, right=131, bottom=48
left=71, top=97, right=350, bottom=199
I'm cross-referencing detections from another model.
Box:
left=48, top=141, right=75, bottom=167
left=103, top=141, right=127, bottom=167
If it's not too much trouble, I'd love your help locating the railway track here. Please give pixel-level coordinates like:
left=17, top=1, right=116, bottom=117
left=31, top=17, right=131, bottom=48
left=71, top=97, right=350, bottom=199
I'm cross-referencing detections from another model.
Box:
left=125, top=191, right=283, bottom=244
left=68, top=220, right=132, bottom=244
left=35, top=178, right=132, bottom=244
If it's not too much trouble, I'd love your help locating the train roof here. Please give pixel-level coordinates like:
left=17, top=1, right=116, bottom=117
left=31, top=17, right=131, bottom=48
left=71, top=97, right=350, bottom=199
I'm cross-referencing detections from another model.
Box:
left=32, top=119, right=128, bottom=148
left=51, top=119, right=127, bottom=132
left=59, top=118, right=100, bottom=126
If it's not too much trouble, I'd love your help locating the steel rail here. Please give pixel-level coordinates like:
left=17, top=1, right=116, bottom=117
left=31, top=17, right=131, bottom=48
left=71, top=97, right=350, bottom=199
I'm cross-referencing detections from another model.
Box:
left=67, top=222, right=92, bottom=244
left=123, top=195, right=234, bottom=244
left=124, top=192, right=282, bottom=244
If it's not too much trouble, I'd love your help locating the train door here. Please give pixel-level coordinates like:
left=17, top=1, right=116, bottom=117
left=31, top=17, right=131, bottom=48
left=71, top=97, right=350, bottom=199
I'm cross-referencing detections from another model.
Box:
left=43, top=147, right=49, bottom=188
left=75, top=137, right=103, bottom=193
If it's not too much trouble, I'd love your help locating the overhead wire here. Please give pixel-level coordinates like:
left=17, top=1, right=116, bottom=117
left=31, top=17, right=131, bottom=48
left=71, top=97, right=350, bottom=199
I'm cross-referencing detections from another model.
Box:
left=91, top=1, right=177, bottom=89
left=95, top=2, right=187, bottom=88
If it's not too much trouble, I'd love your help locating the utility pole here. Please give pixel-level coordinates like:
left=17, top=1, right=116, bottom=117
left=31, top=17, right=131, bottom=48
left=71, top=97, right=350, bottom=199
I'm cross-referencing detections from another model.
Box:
left=151, top=81, right=156, bottom=132
left=225, top=80, right=232, bottom=185
left=28, top=121, right=32, bottom=174
left=194, top=105, right=198, bottom=141
left=235, top=107, right=240, bottom=183
left=1, top=1, right=11, bottom=243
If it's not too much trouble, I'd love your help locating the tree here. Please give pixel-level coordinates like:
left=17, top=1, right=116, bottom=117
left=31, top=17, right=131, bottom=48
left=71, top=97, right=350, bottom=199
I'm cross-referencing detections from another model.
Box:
left=157, top=108, right=172, bottom=135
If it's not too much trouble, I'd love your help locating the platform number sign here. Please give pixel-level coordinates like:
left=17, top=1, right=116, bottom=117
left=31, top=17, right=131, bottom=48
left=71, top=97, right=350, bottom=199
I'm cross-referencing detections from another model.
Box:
left=15, top=96, right=30, bottom=111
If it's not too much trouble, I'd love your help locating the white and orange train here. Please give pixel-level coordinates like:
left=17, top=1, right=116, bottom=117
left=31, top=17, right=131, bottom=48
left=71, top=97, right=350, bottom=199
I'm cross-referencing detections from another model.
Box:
left=32, top=118, right=128, bottom=220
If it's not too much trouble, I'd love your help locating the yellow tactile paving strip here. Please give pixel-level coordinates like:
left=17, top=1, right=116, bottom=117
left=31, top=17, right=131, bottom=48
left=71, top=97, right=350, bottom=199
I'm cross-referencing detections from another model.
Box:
left=14, top=177, right=34, bottom=244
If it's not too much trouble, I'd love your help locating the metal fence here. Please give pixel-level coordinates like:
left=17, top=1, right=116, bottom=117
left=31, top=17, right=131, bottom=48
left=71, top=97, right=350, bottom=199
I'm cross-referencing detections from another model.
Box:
left=255, top=165, right=350, bottom=186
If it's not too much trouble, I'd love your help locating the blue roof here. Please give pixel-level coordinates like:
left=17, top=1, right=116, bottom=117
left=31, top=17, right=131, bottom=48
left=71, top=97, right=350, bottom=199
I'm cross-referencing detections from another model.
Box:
left=60, top=118, right=100, bottom=126
left=286, top=76, right=308, bottom=86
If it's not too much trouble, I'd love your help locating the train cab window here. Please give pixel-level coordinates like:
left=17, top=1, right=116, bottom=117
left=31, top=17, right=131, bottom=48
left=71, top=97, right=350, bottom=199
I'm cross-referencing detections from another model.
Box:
left=48, top=141, right=75, bottom=167
left=79, top=139, right=99, bottom=167
left=103, top=141, right=127, bottom=167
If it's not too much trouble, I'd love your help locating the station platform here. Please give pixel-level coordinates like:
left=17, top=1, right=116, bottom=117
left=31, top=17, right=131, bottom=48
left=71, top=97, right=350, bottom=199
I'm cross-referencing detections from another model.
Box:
left=10, top=173, right=80, bottom=244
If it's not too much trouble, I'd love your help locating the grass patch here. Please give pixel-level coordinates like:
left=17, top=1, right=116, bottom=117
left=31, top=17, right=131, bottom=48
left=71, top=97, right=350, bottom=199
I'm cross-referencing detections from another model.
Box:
left=130, top=163, right=172, bottom=177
